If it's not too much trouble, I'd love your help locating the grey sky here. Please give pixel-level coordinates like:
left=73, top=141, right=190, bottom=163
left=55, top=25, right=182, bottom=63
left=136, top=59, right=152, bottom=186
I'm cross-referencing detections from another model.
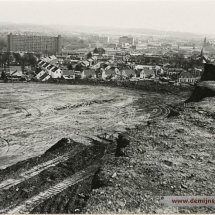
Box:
left=0, top=0, right=214, bottom=34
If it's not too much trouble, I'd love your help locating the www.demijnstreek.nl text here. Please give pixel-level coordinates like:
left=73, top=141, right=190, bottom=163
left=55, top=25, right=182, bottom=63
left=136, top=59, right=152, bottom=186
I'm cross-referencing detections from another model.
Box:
left=160, top=196, right=215, bottom=207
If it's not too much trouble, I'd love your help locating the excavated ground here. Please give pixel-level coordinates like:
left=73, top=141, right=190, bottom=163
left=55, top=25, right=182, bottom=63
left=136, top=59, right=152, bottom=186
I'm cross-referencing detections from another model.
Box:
left=1, top=82, right=213, bottom=214
left=0, top=83, right=188, bottom=169
left=84, top=98, right=215, bottom=214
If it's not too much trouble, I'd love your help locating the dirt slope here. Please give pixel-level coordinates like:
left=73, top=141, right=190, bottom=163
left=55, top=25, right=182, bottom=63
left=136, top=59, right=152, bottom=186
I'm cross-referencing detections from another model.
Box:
left=2, top=82, right=211, bottom=214
left=84, top=99, right=215, bottom=214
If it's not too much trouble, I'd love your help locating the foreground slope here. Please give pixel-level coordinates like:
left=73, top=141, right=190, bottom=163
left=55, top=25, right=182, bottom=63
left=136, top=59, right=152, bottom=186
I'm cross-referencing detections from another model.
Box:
left=85, top=88, right=215, bottom=214
left=1, top=82, right=214, bottom=213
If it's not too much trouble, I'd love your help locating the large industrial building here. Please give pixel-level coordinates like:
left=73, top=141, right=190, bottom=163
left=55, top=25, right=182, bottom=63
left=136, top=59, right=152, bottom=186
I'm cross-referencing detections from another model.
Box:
left=7, top=33, right=62, bottom=53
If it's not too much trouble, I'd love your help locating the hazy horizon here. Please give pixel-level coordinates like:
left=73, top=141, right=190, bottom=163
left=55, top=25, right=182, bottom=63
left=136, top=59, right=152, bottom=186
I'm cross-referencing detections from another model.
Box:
left=0, top=0, right=215, bottom=35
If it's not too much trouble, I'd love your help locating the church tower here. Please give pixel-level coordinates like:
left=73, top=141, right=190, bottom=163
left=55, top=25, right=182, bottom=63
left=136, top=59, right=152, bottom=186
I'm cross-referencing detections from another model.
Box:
left=203, top=37, right=207, bottom=47
left=200, top=47, right=204, bottom=56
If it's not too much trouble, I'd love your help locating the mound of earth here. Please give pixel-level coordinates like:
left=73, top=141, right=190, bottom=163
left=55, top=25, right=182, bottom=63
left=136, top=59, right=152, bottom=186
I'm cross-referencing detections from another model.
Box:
left=201, top=63, right=215, bottom=81
left=0, top=136, right=114, bottom=214
left=187, top=81, right=215, bottom=102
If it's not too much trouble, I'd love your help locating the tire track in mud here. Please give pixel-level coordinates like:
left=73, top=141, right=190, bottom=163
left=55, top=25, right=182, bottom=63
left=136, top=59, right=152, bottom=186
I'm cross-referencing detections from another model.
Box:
left=133, top=96, right=173, bottom=120
left=3, top=165, right=98, bottom=214
left=0, top=95, right=171, bottom=160
left=91, top=97, right=170, bottom=137
left=0, top=135, right=108, bottom=214
left=54, top=99, right=113, bottom=111
left=0, top=104, right=41, bottom=125
left=0, top=95, right=63, bottom=155
left=149, top=105, right=170, bottom=120
left=0, top=140, right=89, bottom=190
left=1, top=97, right=114, bottom=132
left=0, top=106, right=27, bottom=123
left=0, top=153, right=71, bottom=191
left=91, top=105, right=133, bottom=135
left=0, top=135, right=107, bottom=192
left=0, top=90, right=62, bottom=126
left=17, top=95, right=43, bottom=118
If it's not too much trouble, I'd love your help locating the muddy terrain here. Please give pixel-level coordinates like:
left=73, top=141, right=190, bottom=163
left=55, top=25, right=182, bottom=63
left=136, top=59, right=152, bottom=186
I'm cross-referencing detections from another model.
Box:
left=0, top=82, right=214, bottom=213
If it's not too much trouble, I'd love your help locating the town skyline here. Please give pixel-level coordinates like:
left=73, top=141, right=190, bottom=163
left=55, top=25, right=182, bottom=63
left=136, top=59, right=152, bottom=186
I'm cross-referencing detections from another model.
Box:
left=0, top=0, right=215, bottom=35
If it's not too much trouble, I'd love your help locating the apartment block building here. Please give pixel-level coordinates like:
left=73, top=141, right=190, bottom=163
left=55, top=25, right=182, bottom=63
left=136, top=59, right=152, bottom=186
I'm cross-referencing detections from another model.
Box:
left=7, top=33, right=62, bottom=53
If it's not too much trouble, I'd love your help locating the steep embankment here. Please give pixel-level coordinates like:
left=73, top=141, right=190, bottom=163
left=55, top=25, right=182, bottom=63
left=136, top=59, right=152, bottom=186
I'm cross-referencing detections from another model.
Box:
left=0, top=137, right=116, bottom=214
left=186, top=81, right=215, bottom=102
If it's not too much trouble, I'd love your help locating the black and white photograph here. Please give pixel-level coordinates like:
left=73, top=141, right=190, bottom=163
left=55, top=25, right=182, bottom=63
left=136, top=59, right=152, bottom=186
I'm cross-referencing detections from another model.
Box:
left=0, top=0, right=215, bottom=213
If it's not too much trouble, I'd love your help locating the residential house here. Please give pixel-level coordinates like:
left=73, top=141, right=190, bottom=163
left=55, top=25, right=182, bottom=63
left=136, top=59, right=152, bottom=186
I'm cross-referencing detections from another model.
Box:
left=124, top=69, right=136, bottom=78
left=39, top=72, right=50, bottom=82
left=36, top=70, right=46, bottom=80
left=74, top=70, right=86, bottom=79
left=50, top=66, right=62, bottom=79
left=95, top=68, right=107, bottom=80
left=178, top=71, right=200, bottom=83
left=36, top=60, right=62, bottom=79
left=35, top=68, right=50, bottom=81
left=166, top=68, right=185, bottom=79
left=154, top=65, right=164, bottom=75
left=135, top=69, right=145, bottom=79
left=81, top=60, right=90, bottom=68
left=62, top=70, right=75, bottom=80
left=91, top=62, right=101, bottom=70
left=7, top=68, right=23, bottom=81
left=115, top=68, right=128, bottom=80
left=84, top=69, right=97, bottom=79
left=143, top=68, right=155, bottom=79
left=87, top=58, right=94, bottom=67
left=191, top=67, right=203, bottom=77
left=135, top=65, right=154, bottom=71
left=41, top=55, right=58, bottom=62
left=9, top=70, right=22, bottom=77
left=106, top=69, right=118, bottom=80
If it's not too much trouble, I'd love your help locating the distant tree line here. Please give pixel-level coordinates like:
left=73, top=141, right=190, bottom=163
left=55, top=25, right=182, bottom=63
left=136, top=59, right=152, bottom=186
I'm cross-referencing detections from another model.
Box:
left=0, top=52, right=42, bottom=67
left=0, top=36, right=7, bottom=51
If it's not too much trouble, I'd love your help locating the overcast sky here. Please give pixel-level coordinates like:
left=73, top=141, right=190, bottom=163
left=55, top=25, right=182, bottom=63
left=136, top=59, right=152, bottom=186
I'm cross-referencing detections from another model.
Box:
left=0, top=0, right=214, bottom=34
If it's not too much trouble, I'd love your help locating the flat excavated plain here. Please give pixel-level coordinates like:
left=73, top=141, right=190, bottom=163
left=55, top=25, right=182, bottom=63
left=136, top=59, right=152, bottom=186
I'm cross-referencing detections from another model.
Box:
left=0, top=83, right=184, bottom=169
